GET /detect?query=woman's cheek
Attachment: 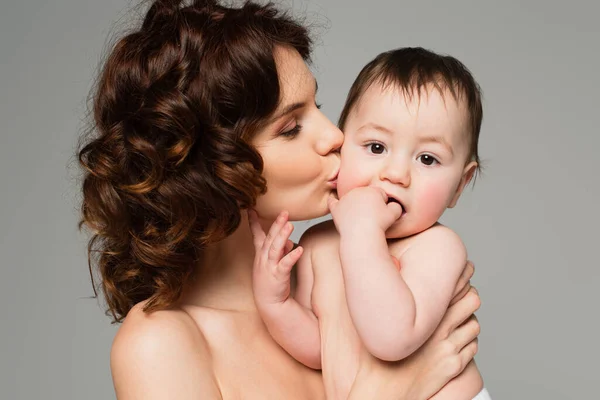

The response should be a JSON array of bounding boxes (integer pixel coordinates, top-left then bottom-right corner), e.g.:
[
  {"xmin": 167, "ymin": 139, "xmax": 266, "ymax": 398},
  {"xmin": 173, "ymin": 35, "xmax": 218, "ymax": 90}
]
[{"xmin": 266, "ymin": 152, "xmax": 320, "ymax": 188}]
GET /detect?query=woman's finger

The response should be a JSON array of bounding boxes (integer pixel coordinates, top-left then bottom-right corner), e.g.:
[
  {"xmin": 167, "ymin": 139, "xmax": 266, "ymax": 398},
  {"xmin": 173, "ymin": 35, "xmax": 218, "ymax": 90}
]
[
  {"xmin": 454, "ymin": 261, "xmax": 474, "ymax": 296},
  {"xmin": 435, "ymin": 287, "xmax": 481, "ymax": 339},
  {"xmin": 450, "ymin": 261, "xmax": 474, "ymax": 304},
  {"xmin": 449, "ymin": 280, "xmax": 471, "ymax": 306},
  {"xmin": 447, "ymin": 315, "xmax": 480, "ymax": 351},
  {"xmin": 458, "ymin": 338, "xmax": 479, "ymax": 372}
]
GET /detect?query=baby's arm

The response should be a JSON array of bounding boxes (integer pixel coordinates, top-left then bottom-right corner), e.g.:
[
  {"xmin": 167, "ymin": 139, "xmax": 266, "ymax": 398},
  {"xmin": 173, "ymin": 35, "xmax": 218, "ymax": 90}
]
[
  {"xmin": 340, "ymin": 224, "xmax": 466, "ymax": 362},
  {"xmin": 249, "ymin": 210, "xmax": 321, "ymax": 369}
]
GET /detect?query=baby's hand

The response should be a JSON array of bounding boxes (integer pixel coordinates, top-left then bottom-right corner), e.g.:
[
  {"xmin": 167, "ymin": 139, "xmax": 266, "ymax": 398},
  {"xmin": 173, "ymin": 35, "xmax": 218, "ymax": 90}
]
[
  {"xmin": 248, "ymin": 210, "xmax": 303, "ymax": 310},
  {"xmin": 328, "ymin": 186, "xmax": 403, "ymax": 234}
]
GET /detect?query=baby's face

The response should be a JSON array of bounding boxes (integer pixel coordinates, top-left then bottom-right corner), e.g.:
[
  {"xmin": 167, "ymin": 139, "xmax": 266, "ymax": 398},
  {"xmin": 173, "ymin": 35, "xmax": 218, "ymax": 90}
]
[{"xmin": 337, "ymin": 82, "xmax": 477, "ymax": 238}]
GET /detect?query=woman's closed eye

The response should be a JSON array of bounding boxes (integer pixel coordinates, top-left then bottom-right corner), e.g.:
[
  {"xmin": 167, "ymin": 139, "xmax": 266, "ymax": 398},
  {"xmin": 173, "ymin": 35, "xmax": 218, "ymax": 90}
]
[
  {"xmin": 280, "ymin": 122, "xmax": 302, "ymax": 139},
  {"xmin": 279, "ymin": 103, "xmax": 321, "ymax": 139}
]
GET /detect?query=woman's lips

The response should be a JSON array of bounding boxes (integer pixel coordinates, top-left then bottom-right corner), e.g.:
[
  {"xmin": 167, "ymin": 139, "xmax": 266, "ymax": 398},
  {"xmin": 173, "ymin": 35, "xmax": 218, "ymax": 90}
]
[{"xmin": 327, "ymin": 169, "xmax": 339, "ymax": 188}]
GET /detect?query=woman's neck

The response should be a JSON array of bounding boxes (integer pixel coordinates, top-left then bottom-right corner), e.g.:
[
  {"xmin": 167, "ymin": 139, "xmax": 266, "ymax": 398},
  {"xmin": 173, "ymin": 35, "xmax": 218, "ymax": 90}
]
[{"xmin": 182, "ymin": 211, "xmax": 270, "ymax": 312}]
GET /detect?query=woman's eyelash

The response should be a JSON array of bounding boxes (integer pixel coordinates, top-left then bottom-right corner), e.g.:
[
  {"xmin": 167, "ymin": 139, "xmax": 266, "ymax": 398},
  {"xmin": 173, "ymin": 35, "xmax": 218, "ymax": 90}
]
[
  {"xmin": 281, "ymin": 124, "xmax": 302, "ymax": 138},
  {"xmin": 279, "ymin": 104, "xmax": 320, "ymax": 139}
]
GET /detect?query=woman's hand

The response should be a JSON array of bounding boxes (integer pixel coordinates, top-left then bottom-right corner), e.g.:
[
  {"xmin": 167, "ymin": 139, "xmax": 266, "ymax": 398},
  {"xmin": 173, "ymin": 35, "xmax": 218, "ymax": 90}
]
[
  {"xmin": 450, "ymin": 260, "xmax": 475, "ymax": 306},
  {"xmin": 348, "ymin": 262, "xmax": 481, "ymax": 400}
]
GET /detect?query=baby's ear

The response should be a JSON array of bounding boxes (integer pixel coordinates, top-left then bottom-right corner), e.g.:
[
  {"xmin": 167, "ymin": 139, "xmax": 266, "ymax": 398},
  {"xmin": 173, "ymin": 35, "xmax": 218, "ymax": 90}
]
[{"xmin": 448, "ymin": 161, "xmax": 477, "ymax": 208}]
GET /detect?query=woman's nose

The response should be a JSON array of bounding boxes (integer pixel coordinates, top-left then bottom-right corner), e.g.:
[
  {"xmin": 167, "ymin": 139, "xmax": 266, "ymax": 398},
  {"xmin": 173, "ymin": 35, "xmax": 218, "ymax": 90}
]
[{"xmin": 316, "ymin": 119, "xmax": 344, "ymax": 156}]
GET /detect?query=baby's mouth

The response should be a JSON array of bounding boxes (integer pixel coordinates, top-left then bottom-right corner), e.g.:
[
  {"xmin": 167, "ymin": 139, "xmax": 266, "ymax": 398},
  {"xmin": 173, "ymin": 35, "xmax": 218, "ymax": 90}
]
[{"xmin": 387, "ymin": 196, "xmax": 406, "ymax": 215}]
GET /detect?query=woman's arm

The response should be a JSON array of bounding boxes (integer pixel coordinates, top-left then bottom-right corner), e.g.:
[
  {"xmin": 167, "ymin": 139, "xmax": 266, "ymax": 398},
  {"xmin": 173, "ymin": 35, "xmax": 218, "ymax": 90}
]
[{"xmin": 111, "ymin": 305, "xmax": 222, "ymax": 400}]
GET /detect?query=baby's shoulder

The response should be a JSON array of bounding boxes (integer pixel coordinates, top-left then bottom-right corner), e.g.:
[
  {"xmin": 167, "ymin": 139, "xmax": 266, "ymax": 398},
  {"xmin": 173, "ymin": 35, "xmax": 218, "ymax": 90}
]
[
  {"xmin": 423, "ymin": 223, "xmax": 464, "ymax": 247},
  {"xmin": 297, "ymin": 219, "xmax": 339, "ymax": 250},
  {"xmin": 416, "ymin": 223, "xmax": 462, "ymax": 243},
  {"xmin": 392, "ymin": 223, "xmax": 465, "ymax": 257}
]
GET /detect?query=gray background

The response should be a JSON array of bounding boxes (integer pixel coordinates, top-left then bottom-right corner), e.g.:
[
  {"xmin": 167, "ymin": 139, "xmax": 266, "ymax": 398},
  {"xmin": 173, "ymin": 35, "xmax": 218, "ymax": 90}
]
[{"xmin": 1, "ymin": 0, "xmax": 598, "ymax": 399}]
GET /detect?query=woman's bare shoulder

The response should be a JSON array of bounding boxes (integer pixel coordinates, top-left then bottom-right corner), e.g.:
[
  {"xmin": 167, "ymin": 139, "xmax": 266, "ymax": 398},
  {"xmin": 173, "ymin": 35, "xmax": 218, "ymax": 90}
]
[
  {"xmin": 112, "ymin": 301, "xmax": 206, "ymax": 355},
  {"xmin": 110, "ymin": 301, "xmax": 222, "ymax": 399}
]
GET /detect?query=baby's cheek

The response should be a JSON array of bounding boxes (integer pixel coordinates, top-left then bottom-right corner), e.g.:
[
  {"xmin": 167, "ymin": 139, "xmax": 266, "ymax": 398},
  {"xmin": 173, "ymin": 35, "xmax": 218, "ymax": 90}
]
[
  {"xmin": 416, "ymin": 184, "xmax": 452, "ymax": 222},
  {"xmin": 337, "ymin": 163, "xmax": 365, "ymax": 197}
]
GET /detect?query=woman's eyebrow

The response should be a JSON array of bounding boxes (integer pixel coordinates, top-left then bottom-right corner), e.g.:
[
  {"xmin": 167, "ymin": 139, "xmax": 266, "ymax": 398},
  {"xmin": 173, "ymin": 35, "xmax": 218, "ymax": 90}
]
[
  {"xmin": 272, "ymin": 102, "xmax": 306, "ymax": 121},
  {"xmin": 271, "ymin": 79, "xmax": 319, "ymax": 121}
]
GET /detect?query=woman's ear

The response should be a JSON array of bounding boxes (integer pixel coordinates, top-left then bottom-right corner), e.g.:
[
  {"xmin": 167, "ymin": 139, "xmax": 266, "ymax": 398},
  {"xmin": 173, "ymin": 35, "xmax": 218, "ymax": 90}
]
[{"xmin": 448, "ymin": 161, "xmax": 477, "ymax": 208}]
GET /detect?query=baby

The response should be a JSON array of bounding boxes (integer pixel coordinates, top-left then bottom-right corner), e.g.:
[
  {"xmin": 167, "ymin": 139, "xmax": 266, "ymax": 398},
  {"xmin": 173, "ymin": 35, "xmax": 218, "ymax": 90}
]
[{"xmin": 252, "ymin": 47, "xmax": 490, "ymax": 400}]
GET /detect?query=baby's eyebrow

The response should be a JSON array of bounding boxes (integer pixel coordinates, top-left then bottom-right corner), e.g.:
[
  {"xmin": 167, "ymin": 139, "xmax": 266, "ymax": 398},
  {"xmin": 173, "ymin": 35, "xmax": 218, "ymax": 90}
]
[
  {"xmin": 419, "ymin": 135, "xmax": 454, "ymax": 156},
  {"xmin": 357, "ymin": 122, "xmax": 394, "ymax": 135}
]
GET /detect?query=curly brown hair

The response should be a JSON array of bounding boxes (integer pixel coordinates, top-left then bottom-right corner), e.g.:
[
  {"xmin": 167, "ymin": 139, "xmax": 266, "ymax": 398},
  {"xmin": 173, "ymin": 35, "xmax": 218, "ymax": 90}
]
[{"xmin": 78, "ymin": 0, "xmax": 312, "ymax": 322}]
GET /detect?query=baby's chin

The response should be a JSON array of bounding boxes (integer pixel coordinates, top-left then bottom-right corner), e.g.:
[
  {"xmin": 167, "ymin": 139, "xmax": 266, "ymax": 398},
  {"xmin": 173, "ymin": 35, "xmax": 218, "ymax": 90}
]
[{"xmin": 385, "ymin": 217, "xmax": 431, "ymax": 240}]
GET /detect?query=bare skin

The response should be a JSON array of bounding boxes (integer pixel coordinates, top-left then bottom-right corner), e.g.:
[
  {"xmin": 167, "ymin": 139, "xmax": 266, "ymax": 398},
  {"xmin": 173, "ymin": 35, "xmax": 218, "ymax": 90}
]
[
  {"xmin": 112, "ymin": 212, "xmax": 480, "ymax": 399},
  {"xmin": 251, "ymin": 213, "xmax": 481, "ymax": 400},
  {"xmin": 111, "ymin": 214, "xmax": 325, "ymax": 399},
  {"xmin": 110, "ymin": 46, "xmax": 481, "ymax": 400}
]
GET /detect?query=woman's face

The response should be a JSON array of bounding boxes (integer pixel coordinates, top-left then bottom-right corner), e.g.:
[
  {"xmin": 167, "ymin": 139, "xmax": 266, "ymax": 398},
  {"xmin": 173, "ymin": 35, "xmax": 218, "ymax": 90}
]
[{"xmin": 251, "ymin": 46, "xmax": 343, "ymax": 222}]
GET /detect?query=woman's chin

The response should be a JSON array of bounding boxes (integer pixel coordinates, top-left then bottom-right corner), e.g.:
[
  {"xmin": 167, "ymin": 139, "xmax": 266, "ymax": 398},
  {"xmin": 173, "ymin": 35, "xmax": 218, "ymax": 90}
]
[{"xmin": 288, "ymin": 203, "xmax": 330, "ymax": 222}]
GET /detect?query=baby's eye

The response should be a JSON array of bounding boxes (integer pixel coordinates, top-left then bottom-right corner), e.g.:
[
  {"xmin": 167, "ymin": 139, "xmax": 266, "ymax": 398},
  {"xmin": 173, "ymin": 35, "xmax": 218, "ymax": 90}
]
[
  {"xmin": 418, "ymin": 154, "xmax": 439, "ymax": 166},
  {"xmin": 367, "ymin": 143, "xmax": 386, "ymax": 154}
]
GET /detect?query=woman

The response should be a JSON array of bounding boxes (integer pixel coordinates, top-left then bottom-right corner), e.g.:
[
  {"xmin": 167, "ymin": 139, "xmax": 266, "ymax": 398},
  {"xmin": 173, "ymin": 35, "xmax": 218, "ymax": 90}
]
[{"xmin": 78, "ymin": 1, "xmax": 481, "ymax": 398}]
